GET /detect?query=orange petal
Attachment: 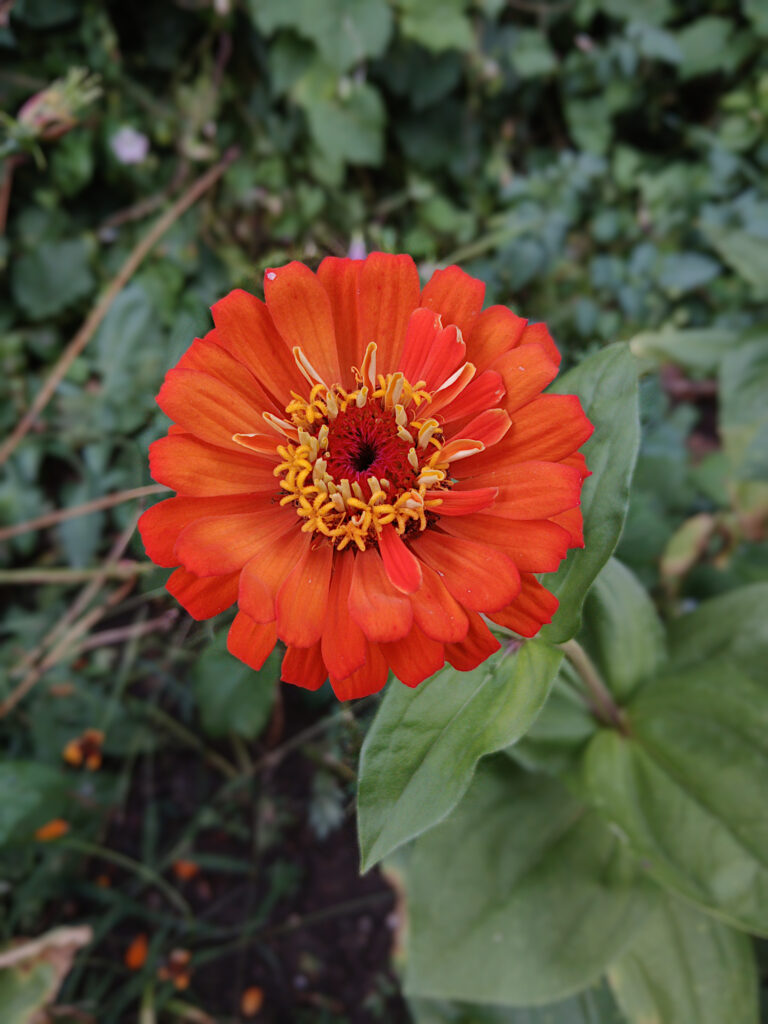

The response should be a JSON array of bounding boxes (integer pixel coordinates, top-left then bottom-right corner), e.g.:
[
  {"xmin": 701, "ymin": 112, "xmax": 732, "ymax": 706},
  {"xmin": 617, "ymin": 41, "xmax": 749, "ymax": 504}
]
[
  {"xmin": 211, "ymin": 288, "xmax": 303, "ymax": 403},
  {"xmin": 457, "ymin": 394, "xmax": 594, "ymax": 473},
  {"xmin": 410, "ymin": 562, "xmax": 469, "ymax": 643},
  {"xmin": 275, "ymin": 541, "xmax": 334, "ymax": 647},
  {"xmin": 348, "ymin": 548, "xmax": 413, "ymax": 642},
  {"xmin": 330, "ymin": 641, "xmax": 389, "ymax": 700},
  {"xmin": 550, "ymin": 506, "xmax": 585, "ymax": 547},
  {"xmin": 561, "ymin": 450, "xmax": 591, "ymax": 479},
  {"xmin": 150, "ymin": 435, "xmax": 279, "ymax": 497},
  {"xmin": 460, "ymin": 461, "xmax": 583, "ymax": 519},
  {"xmin": 139, "ymin": 495, "xmax": 263, "ymax": 567},
  {"xmin": 281, "ymin": 643, "xmax": 327, "ymax": 691},
  {"xmin": 451, "ymin": 408, "xmax": 511, "ymax": 448},
  {"xmin": 317, "ymin": 257, "xmax": 363, "ymax": 387},
  {"xmin": 492, "ymin": 343, "xmax": 559, "ymax": 414},
  {"xmin": 421, "ymin": 265, "xmax": 485, "ymax": 337},
  {"xmin": 378, "ymin": 524, "xmax": 422, "ymax": 594},
  {"xmin": 411, "ymin": 531, "xmax": 520, "ymax": 612},
  {"xmin": 488, "ymin": 574, "xmax": 559, "ymax": 637},
  {"xmin": 425, "ymin": 487, "xmax": 497, "ymax": 516},
  {"xmin": 466, "ymin": 304, "xmax": 527, "ymax": 373},
  {"xmin": 322, "ymin": 554, "xmax": 368, "ymax": 681},
  {"xmin": 175, "ymin": 506, "xmax": 295, "ymax": 577},
  {"xmin": 398, "ymin": 308, "xmax": 442, "ymax": 384},
  {"xmin": 239, "ymin": 529, "xmax": 311, "ymax": 622},
  {"xmin": 381, "ymin": 624, "xmax": 445, "ymax": 688},
  {"xmin": 359, "ymin": 253, "xmax": 421, "ymax": 373},
  {"xmin": 520, "ymin": 321, "xmax": 561, "ymax": 366},
  {"xmin": 263, "ymin": 262, "xmax": 341, "ymax": 386},
  {"xmin": 445, "ymin": 611, "xmax": 501, "ymax": 671},
  {"xmin": 166, "ymin": 568, "xmax": 240, "ymax": 619},
  {"xmin": 438, "ymin": 514, "xmax": 572, "ymax": 573},
  {"xmin": 438, "ymin": 369, "xmax": 505, "ymax": 423},
  {"xmin": 157, "ymin": 369, "xmax": 265, "ymax": 451},
  {"xmin": 405, "ymin": 321, "xmax": 466, "ymax": 392},
  {"xmin": 173, "ymin": 338, "xmax": 280, "ymax": 416},
  {"xmin": 427, "ymin": 362, "xmax": 477, "ymax": 417},
  {"xmin": 227, "ymin": 613, "xmax": 277, "ymax": 671}
]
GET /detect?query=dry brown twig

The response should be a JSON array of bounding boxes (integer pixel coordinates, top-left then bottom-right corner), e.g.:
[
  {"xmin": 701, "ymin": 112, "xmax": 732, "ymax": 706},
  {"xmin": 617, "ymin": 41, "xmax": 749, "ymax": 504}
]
[
  {"xmin": 1, "ymin": 507, "xmax": 149, "ymax": 716},
  {"xmin": 0, "ymin": 483, "xmax": 168, "ymax": 543},
  {"xmin": 0, "ymin": 145, "xmax": 239, "ymax": 468}
]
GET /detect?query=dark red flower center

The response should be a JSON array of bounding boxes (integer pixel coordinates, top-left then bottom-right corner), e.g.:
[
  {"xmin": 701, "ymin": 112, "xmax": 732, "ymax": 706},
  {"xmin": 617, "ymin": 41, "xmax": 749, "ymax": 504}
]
[{"xmin": 324, "ymin": 403, "xmax": 417, "ymax": 493}]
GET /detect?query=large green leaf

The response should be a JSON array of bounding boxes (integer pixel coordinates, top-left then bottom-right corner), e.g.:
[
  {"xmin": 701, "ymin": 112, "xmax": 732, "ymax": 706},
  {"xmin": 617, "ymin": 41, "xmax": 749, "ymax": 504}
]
[
  {"xmin": 582, "ymin": 660, "xmax": 768, "ymax": 934},
  {"xmin": 411, "ymin": 984, "xmax": 624, "ymax": 1024},
  {"xmin": 608, "ymin": 895, "xmax": 758, "ymax": 1024},
  {"xmin": 193, "ymin": 634, "xmax": 278, "ymax": 740},
  {"xmin": 405, "ymin": 760, "xmax": 650, "ymax": 1006},
  {"xmin": 10, "ymin": 238, "xmax": 94, "ymax": 321},
  {"xmin": 248, "ymin": 0, "xmax": 392, "ymax": 70},
  {"xmin": 358, "ymin": 641, "xmax": 562, "ymax": 871},
  {"xmin": 580, "ymin": 558, "xmax": 665, "ymax": 702},
  {"xmin": 396, "ymin": 0, "xmax": 474, "ymax": 53},
  {"xmin": 541, "ymin": 344, "xmax": 640, "ymax": 644},
  {"xmin": 719, "ymin": 336, "xmax": 768, "ymax": 482},
  {"xmin": 628, "ymin": 325, "xmax": 739, "ymax": 376},
  {"xmin": 667, "ymin": 583, "xmax": 768, "ymax": 685},
  {"xmin": 705, "ymin": 229, "xmax": 768, "ymax": 297}
]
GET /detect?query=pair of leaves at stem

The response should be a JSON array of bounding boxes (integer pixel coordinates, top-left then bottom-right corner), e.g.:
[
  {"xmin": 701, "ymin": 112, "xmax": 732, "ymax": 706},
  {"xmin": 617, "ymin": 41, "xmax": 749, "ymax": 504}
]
[
  {"xmin": 401, "ymin": 569, "xmax": 768, "ymax": 1022},
  {"xmin": 357, "ymin": 340, "xmax": 768, "ymax": 1020}
]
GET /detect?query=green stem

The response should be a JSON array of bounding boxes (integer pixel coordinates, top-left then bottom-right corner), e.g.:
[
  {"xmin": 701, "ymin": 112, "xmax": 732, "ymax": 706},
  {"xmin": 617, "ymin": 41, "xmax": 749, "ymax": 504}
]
[
  {"xmin": 559, "ymin": 639, "xmax": 629, "ymax": 733},
  {"xmin": 63, "ymin": 837, "xmax": 191, "ymax": 918},
  {"xmin": 136, "ymin": 701, "xmax": 239, "ymax": 781}
]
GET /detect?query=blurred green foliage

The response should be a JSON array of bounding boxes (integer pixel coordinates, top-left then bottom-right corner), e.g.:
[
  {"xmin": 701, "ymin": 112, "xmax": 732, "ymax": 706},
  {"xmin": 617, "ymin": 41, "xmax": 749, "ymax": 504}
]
[{"xmin": 1, "ymin": 0, "xmax": 768, "ymax": 1020}]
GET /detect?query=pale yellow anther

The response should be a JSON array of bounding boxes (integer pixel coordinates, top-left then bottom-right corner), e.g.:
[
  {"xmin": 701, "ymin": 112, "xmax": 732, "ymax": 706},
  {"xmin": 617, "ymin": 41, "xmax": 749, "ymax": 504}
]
[
  {"xmin": 351, "ymin": 481, "xmax": 365, "ymax": 501},
  {"xmin": 397, "ymin": 425, "xmax": 415, "ymax": 444},
  {"xmin": 325, "ymin": 389, "xmax": 338, "ymax": 419},
  {"xmin": 330, "ymin": 493, "xmax": 346, "ymax": 513},
  {"xmin": 407, "ymin": 447, "xmax": 419, "ymax": 471},
  {"xmin": 418, "ymin": 419, "xmax": 441, "ymax": 448},
  {"xmin": 395, "ymin": 404, "xmax": 408, "ymax": 428},
  {"xmin": 293, "ymin": 346, "xmax": 328, "ymax": 388},
  {"xmin": 262, "ymin": 413, "xmax": 298, "ymax": 439},
  {"xmin": 436, "ymin": 362, "xmax": 469, "ymax": 392},
  {"xmin": 379, "ymin": 478, "xmax": 390, "ymax": 490},
  {"xmin": 318, "ymin": 424, "xmax": 329, "ymax": 448},
  {"xmin": 339, "ymin": 479, "xmax": 352, "ymax": 503},
  {"xmin": 356, "ymin": 386, "xmax": 369, "ymax": 408},
  {"xmin": 361, "ymin": 342, "xmax": 377, "ymax": 389}
]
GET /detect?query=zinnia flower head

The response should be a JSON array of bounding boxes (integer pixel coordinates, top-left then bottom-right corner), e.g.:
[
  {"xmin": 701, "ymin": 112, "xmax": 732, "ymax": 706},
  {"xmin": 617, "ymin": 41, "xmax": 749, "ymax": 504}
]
[{"xmin": 140, "ymin": 255, "xmax": 592, "ymax": 700}]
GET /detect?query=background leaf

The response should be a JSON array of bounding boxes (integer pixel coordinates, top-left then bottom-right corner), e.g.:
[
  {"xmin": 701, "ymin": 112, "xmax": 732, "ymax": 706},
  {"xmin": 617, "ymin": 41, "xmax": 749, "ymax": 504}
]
[
  {"xmin": 608, "ymin": 895, "xmax": 758, "ymax": 1024},
  {"xmin": 358, "ymin": 641, "xmax": 562, "ymax": 870},
  {"xmin": 410, "ymin": 984, "xmax": 624, "ymax": 1024},
  {"xmin": 579, "ymin": 558, "xmax": 666, "ymax": 702},
  {"xmin": 192, "ymin": 633, "xmax": 278, "ymax": 740},
  {"xmin": 405, "ymin": 759, "xmax": 650, "ymax": 1006},
  {"xmin": 541, "ymin": 344, "xmax": 641, "ymax": 644},
  {"xmin": 582, "ymin": 660, "xmax": 768, "ymax": 934},
  {"xmin": 667, "ymin": 582, "xmax": 768, "ymax": 685}
]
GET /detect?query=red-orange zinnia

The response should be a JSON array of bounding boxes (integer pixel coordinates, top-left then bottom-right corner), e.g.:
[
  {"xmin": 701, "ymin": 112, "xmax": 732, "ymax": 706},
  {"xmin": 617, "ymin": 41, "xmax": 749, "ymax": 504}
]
[{"xmin": 140, "ymin": 255, "xmax": 592, "ymax": 699}]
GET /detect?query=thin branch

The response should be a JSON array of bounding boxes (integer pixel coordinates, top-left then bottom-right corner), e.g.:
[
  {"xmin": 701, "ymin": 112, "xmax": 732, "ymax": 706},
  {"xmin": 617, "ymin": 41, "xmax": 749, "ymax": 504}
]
[
  {"xmin": 0, "ymin": 146, "xmax": 239, "ymax": 467},
  {"xmin": 0, "ymin": 563, "xmax": 156, "ymax": 584},
  {"xmin": 9, "ymin": 513, "xmax": 145, "ymax": 679},
  {"xmin": 0, "ymin": 484, "xmax": 167, "ymax": 542},
  {"xmin": 75, "ymin": 610, "xmax": 178, "ymax": 653}
]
